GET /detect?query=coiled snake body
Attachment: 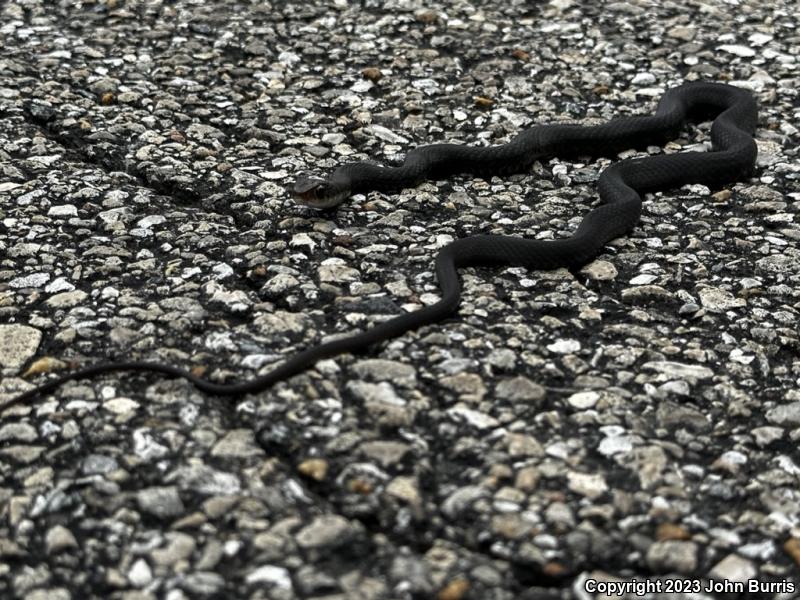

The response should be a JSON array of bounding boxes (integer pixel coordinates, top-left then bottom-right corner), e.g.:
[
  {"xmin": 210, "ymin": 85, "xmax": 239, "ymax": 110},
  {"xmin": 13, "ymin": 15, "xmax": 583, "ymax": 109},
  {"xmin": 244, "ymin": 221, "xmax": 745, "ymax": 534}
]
[{"xmin": 9, "ymin": 82, "xmax": 758, "ymax": 406}]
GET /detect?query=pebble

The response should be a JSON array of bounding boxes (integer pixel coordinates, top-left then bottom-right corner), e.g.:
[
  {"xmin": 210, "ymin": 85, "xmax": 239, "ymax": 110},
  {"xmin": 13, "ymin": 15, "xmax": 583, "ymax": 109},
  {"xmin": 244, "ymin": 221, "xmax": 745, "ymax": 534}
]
[
  {"xmin": 507, "ymin": 433, "xmax": 544, "ymax": 457},
  {"xmin": 667, "ymin": 26, "xmax": 696, "ymax": 41},
  {"xmin": 717, "ymin": 44, "xmax": 757, "ymax": 57},
  {"xmin": 151, "ymin": 533, "xmax": 196, "ymax": 567},
  {"xmin": 567, "ymin": 472, "xmax": 608, "ymax": 499},
  {"xmin": 494, "ymin": 376, "xmax": 545, "ymax": 402},
  {"xmin": 0, "ymin": 422, "xmax": 38, "ymax": 442},
  {"xmin": 103, "ymin": 397, "xmax": 140, "ymax": 415},
  {"xmin": 598, "ymin": 435, "xmax": 634, "ymax": 457},
  {"xmin": 756, "ymin": 253, "xmax": 798, "ymax": 274},
  {"xmin": 442, "ymin": 486, "xmax": 487, "ymax": 518},
  {"xmin": 359, "ymin": 440, "xmax": 411, "ymax": 467},
  {"xmin": 128, "ymin": 558, "xmax": 153, "ymax": 587},
  {"xmin": 447, "ymin": 406, "xmax": 499, "ymax": 430},
  {"xmin": 631, "ymin": 72, "xmax": 656, "ymax": 85},
  {"xmin": 44, "ymin": 290, "xmax": 88, "ymax": 308},
  {"xmin": 347, "ymin": 380, "xmax": 405, "ymax": 405},
  {"xmin": 566, "ymin": 390, "xmax": 599, "ymax": 409},
  {"xmin": 646, "ymin": 540, "xmax": 698, "ymax": 573},
  {"xmin": 641, "ymin": 361, "xmax": 713, "ymax": 380},
  {"xmin": 386, "ymin": 476, "xmax": 421, "ymax": 507},
  {"xmin": 709, "ymin": 553, "xmax": 757, "ymax": 582},
  {"xmin": 46, "ymin": 204, "xmax": 78, "ymax": 217},
  {"xmin": 137, "ymin": 486, "xmax": 185, "ymax": 519},
  {"xmin": 546, "ymin": 339, "xmax": 581, "ymax": 354},
  {"xmin": 751, "ymin": 426, "xmax": 783, "ymax": 447},
  {"xmin": 181, "ymin": 572, "xmax": 225, "ymax": 595},
  {"xmin": 45, "ymin": 525, "xmax": 78, "ymax": 554},
  {"xmin": 697, "ymin": 286, "xmax": 746, "ymax": 311},
  {"xmin": 210, "ymin": 429, "xmax": 264, "ymax": 458},
  {"xmin": 0, "ymin": 325, "xmax": 42, "ymax": 370},
  {"xmin": 245, "ymin": 565, "xmax": 293, "ymax": 588},
  {"xmin": 296, "ymin": 515, "xmax": 358, "ymax": 550},
  {"xmin": 297, "ymin": 458, "xmax": 329, "ymax": 482},
  {"xmin": 81, "ymin": 454, "xmax": 118, "ymax": 475},
  {"xmin": 765, "ymin": 402, "xmax": 800, "ymax": 426},
  {"xmin": 351, "ymin": 359, "xmax": 417, "ymax": 388},
  {"xmin": 318, "ymin": 258, "xmax": 360, "ymax": 283},
  {"xmin": 166, "ymin": 464, "xmax": 241, "ymax": 495}
]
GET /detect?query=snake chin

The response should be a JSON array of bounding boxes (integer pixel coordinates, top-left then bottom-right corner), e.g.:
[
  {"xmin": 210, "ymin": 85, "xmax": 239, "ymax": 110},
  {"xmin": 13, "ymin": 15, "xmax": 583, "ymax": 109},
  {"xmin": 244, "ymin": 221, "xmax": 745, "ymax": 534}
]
[{"xmin": 291, "ymin": 176, "xmax": 350, "ymax": 209}]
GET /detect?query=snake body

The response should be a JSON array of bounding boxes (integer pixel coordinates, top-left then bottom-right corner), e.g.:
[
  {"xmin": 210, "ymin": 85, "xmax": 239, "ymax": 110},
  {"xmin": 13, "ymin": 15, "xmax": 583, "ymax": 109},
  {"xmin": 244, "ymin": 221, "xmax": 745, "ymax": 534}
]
[{"xmin": 9, "ymin": 82, "xmax": 757, "ymax": 407}]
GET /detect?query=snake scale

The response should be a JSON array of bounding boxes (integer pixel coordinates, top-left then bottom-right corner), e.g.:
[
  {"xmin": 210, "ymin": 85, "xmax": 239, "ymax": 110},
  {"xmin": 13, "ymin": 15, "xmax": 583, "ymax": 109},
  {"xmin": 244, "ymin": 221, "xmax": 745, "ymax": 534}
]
[{"xmin": 7, "ymin": 82, "xmax": 757, "ymax": 407}]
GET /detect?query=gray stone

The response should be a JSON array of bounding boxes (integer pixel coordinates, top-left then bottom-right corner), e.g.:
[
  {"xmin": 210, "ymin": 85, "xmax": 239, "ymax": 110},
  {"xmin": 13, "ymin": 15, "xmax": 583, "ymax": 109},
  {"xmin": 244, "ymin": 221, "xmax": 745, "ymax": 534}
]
[
  {"xmin": 752, "ymin": 426, "xmax": 784, "ymax": 446},
  {"xmin": 347, "ymin": 380, "xmax": 405, "ymax": 405},
  {"xmin": 646, "ymin": 540, "xmax": 698, "ymax": 574},
  {"xmin": 756, "ymin": 252, "xmax": 799, "ymax": 274},
  {"xmin": 766, "ymin": 402, "xmax": 800, "ymax": 426},
  {"xmin": 352, "ymin": 359, "xmax": 417, "ymax": 388},
  {"xmin": 389, "ymin": 553, "xmax": 433, "ymax": 594},
  {"xmin": 44, "ymin": 290, "xmax": 88, "ymax": 308},
  {"xmin": 180, "ymin": 572, "xmax": 226, "ymax": 596},
  {"xmin": 166, "ymin": 464, "xmax": 241, "ymax": 495},
  {"xmin": 0, "ymin": 423, "xmax": 37, "ymax": 442},
  {"xmin": 296, "ymin": 515, "xmax": 358, "ymax": 550},
  {"xmin": 709, "ymin": 553, "xmax": 757, "ymax": 583},
  {"xmin": 253, "ymin": 310, "xmax": 311, "ymax": 336},
  {"xmin": 0, "ymin": 325, "xmax": 42, "ymax": 370},
  {"xmin": 45, "ymin": 525, "xmax": 78, "ymax": 554},
  {"xmin": 697, "ymin": 286, "xmax": 746, "ymax": 312},
  {"xmin": 150, "ymin": 532, "xmax": 196, "ymax": 566},
  {"xmin": 81, "ymin": 454, "xmax": 118, "ymax": 475},
  {"xmin": 442, "ymin": 486, "xmax": 488, "ymax": 518},
  {"xmin": 136, "ymin": 486, "xmax": 185, "ymax": 519},
  {"xmin": 447, "ymin": 406, "xmax": 499, "ymax": 430},
  {"xmin": 24, "ymin": 590, "xmax": 70, "ymax": 600},
  {"xmin": 210, "ymin": 429, "xmax": 264, "ymax": 458},
  {"xmin": 581, "ymin": 260, "xmax": 618, "ymax": 281},
  {"xmin": 495, "ymin": 376, "xmax": 546, "ymax": 402},
  {"xmin": 358, "ymin": 440, "xmax": 411, "ymax": 467},
  {"xmin": 318, "ymin": 258, "xmax": 360, "ymax": 283}
]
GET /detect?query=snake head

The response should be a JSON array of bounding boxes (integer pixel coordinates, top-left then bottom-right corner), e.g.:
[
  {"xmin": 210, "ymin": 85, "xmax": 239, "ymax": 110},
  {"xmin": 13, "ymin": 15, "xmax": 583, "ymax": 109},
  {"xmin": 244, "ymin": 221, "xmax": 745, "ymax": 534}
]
[{"xmin": 291, "ymin": 175, "xmax": 349, "ymax": 209}]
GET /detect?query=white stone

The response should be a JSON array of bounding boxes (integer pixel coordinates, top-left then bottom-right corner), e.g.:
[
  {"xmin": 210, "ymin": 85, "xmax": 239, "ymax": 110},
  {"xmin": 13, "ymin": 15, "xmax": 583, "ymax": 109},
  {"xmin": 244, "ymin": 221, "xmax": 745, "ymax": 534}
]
[
  {"xmin": 47, "ymin": 204, "xmax": 78, "ymax": 217},
  {"xmin": 447, "ymin": 406, "xmax": 499, "ymax": 430},
  {"xmin": 718, "ymin": 44, "xmax": 756, "ymax": 57},
  {"xmin": 137, "ymin": 215, "xmax": 166, "ymax": 228},
  {"xmin": 567, "ymin": 391, "xmax": 599, "ymax": 409},
  {"xmin": 632, "ymin": 72, "xmax": 656, "ymax": 85},
  {"xmin": 128, "ymin": 559, "xmax": 153, "ymax": 587},
  {"xmin": 103, "ymin": 397, "xmax": 140, "ymax": 415},
  {"xmin": 9, "ymin": 272, "xmax": 50, "ymax": 288},
  {"xmin": 245, "ymin": 565, "xmax": 292, "ymax": 588},
  {"xmin": 641, "ymin": 361, "xmax": 713, "ymax": 380},
  {"xmin": 546, "ymin": 339, "xmax": 581, "ymax": 354},
  {"xmin": 709, "ymin": 553, "xmax": 756, "ymax": 583},
  {"xmin": 567, "ymin": 472, "xmax": 607, "ymax": 499}
]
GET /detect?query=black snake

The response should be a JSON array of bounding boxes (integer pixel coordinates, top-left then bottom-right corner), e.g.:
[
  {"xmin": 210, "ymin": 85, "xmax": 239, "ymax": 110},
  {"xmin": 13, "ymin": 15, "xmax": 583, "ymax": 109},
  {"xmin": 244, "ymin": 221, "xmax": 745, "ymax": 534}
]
[{"xmin": 7, "ymin": 82, "xmax": 758, "ymax": 408}]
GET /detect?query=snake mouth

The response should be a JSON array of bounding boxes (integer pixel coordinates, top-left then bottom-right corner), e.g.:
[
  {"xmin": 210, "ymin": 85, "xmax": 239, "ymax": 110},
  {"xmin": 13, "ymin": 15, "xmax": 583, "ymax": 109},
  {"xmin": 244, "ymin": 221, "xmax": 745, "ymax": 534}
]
[{"xmin": 291, "ymin": 175, "xmax": 349, "ymax": 209}]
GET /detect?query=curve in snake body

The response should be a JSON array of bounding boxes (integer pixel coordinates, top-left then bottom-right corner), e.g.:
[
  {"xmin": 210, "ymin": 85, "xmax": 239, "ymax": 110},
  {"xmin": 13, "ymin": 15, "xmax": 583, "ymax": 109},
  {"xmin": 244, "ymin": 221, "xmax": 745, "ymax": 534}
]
[{"xmin": 8, "ymin": 82, "xmax": 757, "ymax": 408}]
